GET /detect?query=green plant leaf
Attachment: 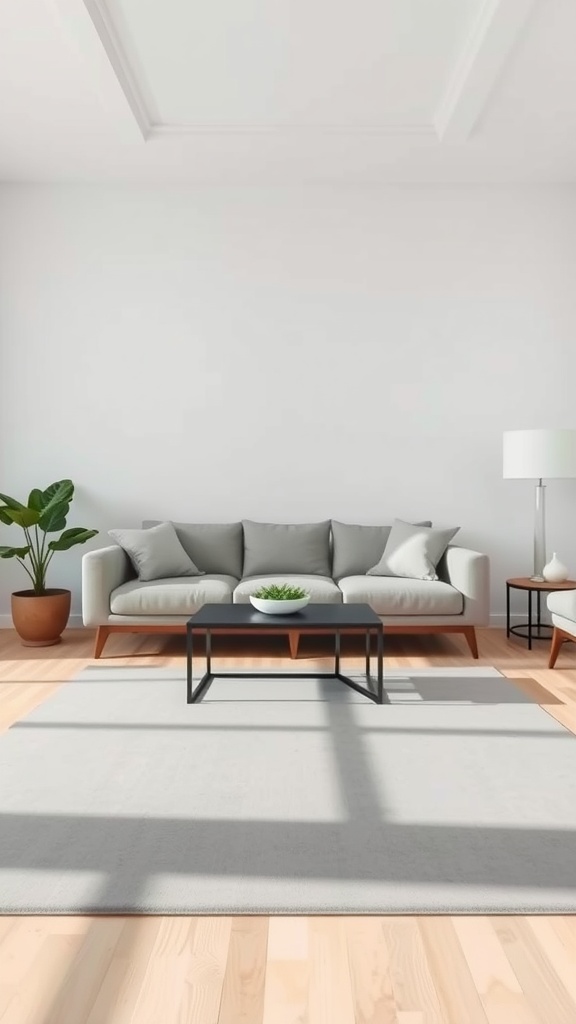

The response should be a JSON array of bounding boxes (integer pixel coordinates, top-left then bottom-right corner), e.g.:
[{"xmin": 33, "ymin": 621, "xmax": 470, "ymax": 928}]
[
  {"xmin": 0, "ymin": 545, "xmax": 30, "ymax": 559},
  {"xmin": 1, "ymin": 507, "xmax": 40, "ymax": 528},
  {"xmin": 27, "ymin": 488, "xmax": 45, "ymax": 512},
  {"xmin": 40, "ymin": 480, "xmax": 74, "ymax": 513},
  {"xmin": 39, "ymin": 501, "xmax": 70, "ymax": 533},
  {"xmin": 0, "ymin": 492, "xmax": 26, "ymax": 511},
  {"xmin": 0, "ymin": 508, "xmax": 13, "ymax": 525},
  {"xmin": 253, "ymin": 583, "xmax": 309, "ymax": 600},
  {"xmin": 48, "ymin": 528, "xmax": 98, "ymax": 551}
]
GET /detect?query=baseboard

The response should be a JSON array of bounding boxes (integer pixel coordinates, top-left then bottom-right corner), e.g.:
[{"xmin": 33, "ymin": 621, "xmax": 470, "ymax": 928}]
[
  {"xmin": 489, "ymin": 613, "xmax": 552, "ymax": 628},
  {"xmin": 0, "ymin": 613, "xmax": 85, "ymax": 629}
]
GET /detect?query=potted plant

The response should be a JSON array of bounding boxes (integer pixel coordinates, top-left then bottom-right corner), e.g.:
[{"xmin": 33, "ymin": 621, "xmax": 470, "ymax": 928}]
[
  {"xmin": 250, "ymin": 582, "xmax": 310, "ymax": 615},
  {"xmin": 0, "ymin": 479, "xmax": 98, "ymax": 646}
]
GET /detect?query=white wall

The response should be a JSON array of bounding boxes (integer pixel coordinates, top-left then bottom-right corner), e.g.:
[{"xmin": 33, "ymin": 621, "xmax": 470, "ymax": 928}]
[{"xmin": 1, "ymin": 184, "xmax": 576, "ymax": 623}]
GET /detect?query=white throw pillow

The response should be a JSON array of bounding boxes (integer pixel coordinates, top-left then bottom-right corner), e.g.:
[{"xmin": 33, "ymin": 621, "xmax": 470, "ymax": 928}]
[
  {"xmin": 367, "ymin": 519, "xmax": 459, "ymax": 581},
  {"xmin": 109, "ymin": 522, "xmax": 204, "ymax": 582}
]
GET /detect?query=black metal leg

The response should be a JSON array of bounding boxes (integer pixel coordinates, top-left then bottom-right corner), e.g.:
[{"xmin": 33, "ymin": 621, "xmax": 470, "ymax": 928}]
[
  {"xmin": 528, "ymin": 589, "xmax": 532, "ymax": 650},
  {"xmin": 186, "ymin": 621, "xmax": 387, "ymax": 705},
  {"xmin": 377, "ymin": 626, "xmax": 385, "ymax": 704},
  {"xmin": 537, "ymin": 590, "xmax": 542, "ymax": 631},
  {"xmin": 506, "ymin": 584, "xmax": 510, "ymax": 638},
  {"xmin": 186, "ymin": 627, "xmax": 193, "ymax": 704}
]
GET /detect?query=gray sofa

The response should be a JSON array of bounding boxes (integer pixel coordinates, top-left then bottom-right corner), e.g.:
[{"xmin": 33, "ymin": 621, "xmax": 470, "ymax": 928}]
[{"xmin": 82, "ymin": 519, "xmax": 489, "ymax": 659}]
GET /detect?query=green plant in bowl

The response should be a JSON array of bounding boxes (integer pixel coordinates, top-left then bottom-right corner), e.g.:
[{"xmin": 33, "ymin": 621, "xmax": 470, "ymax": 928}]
[
  {"xmin": 250, "ymin": 582, "xmax": 310, "ymax": 615},
  {"xmin": 253, "ymin": 583, "xmax": 309, "ymax": 600}
]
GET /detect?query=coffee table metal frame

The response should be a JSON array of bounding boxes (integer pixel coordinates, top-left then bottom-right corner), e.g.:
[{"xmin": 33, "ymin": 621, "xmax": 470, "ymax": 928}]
[{"xmin": 186, "ymin": 603, "xmax": 387, "ymax": 705}]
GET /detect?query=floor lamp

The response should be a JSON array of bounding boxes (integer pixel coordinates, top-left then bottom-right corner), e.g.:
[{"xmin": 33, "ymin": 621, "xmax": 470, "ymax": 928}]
[{"xmin": 503, "ymin": 429, "xmax": 576, "ymax": 581}]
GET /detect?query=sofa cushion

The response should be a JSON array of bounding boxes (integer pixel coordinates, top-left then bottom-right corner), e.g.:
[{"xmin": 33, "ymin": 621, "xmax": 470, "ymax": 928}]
[
  {"xmin": 110, "ymin": 574, "xmax": 237, "ymax": 616},
  {"xmin": 109, "ymin": 522, "xmax": 203, "ymax": 582},
  {"xmin": 331, "ymin": 520, "xmax": 432, "ymax": 579},
  {"xmin": 234, "ymin": 575, "xmax": 342, "ymax": 604},
  {"xmin": 143, "ymin": 521, "xmax": 243, "ymax": 578},
  {"xmin": 242, "ymin": 520, "xmax": 331, "ymax": 577},
  {"xmin": 338, "ymin": 575, "xmax": 463, "ymax": 615},
  {"xmin": 367, "ymin": 520, "xmax": 459, "ymax": 581}
]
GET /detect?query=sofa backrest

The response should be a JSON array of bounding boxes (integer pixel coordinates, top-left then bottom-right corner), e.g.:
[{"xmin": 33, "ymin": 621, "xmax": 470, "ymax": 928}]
[
  {"xmin": 242, "ymin": 520, "xmax": 332, "ymax": 577},
  {"xmin": 142, "ymin": 521, "xmax": 243, "ymax": 578},
  {"xmin": 142, "ymin": 518, "xmax": 434, "ymax": 581}
]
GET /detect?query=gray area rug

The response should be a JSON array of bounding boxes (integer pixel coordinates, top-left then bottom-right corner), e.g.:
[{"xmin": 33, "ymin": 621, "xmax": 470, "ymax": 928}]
[{"xmin": 1, "ymin": 665, "xmax": 576, "ymax": 914}]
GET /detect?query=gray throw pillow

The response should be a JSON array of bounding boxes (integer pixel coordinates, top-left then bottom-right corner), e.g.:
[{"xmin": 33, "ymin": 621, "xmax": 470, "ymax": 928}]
[
  {"xmin": 143, "ymin": 521, "xmax": 243, "ymax": 578},
  {"xmin": 331, "ymin": 520, "xmax": 432, "ymax": 579},
  {"xmin": 109, "ymin": 522, "xmax": 204, "ymax": 582},
  {"xmin": 242, "ymin": 520, "xmax": 331, "ymax": 577},
  {"xmin": 367, "ymin": 519, "xmax": 459, "ymax": 581}
]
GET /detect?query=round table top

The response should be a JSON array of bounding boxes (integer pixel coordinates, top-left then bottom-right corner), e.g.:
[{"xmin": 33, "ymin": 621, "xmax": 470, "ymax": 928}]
[{"xmin": 506, "ymin": 577, "xmax": 576, "ymax": 591}]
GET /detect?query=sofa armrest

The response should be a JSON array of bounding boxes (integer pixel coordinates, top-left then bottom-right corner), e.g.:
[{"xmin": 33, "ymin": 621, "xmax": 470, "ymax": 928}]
[
  {"xmin": 437, "ymin": 545, "xmax": 490, "ymax": 625},
  {"xmin": 547, "ymin": 589, "xmax": 576, "ymax": 623},
  {"xmin": 82, "ymin": 545, "xmax": 132, "ymax": 626}
]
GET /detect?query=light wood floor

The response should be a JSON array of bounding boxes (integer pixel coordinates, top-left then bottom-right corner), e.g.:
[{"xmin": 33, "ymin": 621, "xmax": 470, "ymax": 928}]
[{"xmin": 1, "ymin": 625, "xmax": 576, "ymax": 1024}]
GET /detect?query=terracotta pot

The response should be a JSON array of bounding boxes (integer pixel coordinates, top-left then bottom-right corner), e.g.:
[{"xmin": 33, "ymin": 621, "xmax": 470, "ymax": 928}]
[{"xmin": 11, "ymin": 589, "xmax": 71, "ymax": 647}]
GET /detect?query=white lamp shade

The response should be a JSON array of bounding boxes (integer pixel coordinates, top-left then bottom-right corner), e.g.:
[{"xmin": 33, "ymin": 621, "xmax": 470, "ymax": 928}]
[{"xmin": 503, "ymin": 429, "xmax": 576, "ymax": 479}]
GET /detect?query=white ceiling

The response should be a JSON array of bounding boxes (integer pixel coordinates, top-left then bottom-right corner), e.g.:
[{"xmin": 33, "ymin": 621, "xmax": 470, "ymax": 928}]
[{"xmin": 1, "ymin": 0, "xmax": 576, "ymax": 183}]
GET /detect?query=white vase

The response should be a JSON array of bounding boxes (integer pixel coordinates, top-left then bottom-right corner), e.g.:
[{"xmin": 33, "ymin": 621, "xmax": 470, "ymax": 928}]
[{"xmin": 542, "ymin": 553, "xmax": 569, "ymax": 583}]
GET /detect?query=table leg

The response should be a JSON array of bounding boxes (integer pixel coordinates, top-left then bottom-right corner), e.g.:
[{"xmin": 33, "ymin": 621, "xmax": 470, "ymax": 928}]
[
  {"xmin": 365, "ymin": 629, "xmax": 371, "ymax": 677},
  {"xmin": 528, "ymin": 589, "xmax": 532, "ymax": 651},
  {"xmin": 377, "ymin": 626, "xmax": 385, "ymax": 704},
  {"xmin": 186, "ymin": 627, "xmax": 193, "ymax": 704},
  {"xmin": 206, "ymin": 629, "xmax": 212, "ymax": 675},
  {"xmin": 537, "ymin": 590, "xmax": 542, "ymax": 634},
  {"xmin": 335, "ymin": 629, "xmax": 340, "ymax": 676},
  {"xmin": 506, "ymin": 584, "xmax": 510, "ymax": 638}
]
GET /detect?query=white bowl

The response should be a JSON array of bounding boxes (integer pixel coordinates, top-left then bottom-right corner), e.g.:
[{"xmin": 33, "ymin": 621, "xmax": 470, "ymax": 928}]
[{"xmin": 250, "ymin": 595, "xmax": 310, "ymax": 615}]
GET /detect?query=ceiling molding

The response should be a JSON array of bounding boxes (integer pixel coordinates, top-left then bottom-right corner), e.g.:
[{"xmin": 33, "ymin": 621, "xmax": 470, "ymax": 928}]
[
  {"xmin": 83, "ymin": 0, "xmax": 152, "ymax": 138},
  {"xmin": 148, "ymin": 123, "xmax": 437, "ymax": 138},
  {"xmin": 434, "ymin": 0, "xmax": 538, "ymax": 143}
]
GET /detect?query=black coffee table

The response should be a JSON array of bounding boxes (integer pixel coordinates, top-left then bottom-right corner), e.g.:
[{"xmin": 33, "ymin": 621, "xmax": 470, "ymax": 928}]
[{"xmin": 186, "ymin": 603, "xmax": 386, "ymax": 704}]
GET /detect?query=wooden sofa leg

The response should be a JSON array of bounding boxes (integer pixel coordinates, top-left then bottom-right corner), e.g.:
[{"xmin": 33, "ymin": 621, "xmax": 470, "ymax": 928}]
[
  {"xmin": 94, "ymin": 626, "xmax": 111, "ymax": 659},
  {"xmin": 548, "ymin": 626, "xmax": 565, "ymax": 669},
  {"xmin": 463, "ymin": 626, "xmax": 479, "ymax": 659},
  {"xmin": 288, "ymin": 631, "xmax": 299, "ymax": 659}
]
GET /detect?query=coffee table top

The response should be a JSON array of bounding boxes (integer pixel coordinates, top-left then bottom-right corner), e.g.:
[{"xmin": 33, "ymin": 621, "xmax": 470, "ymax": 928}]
[{"xmin": 188, "ymin": 603, "xmax": 382, "ymax": 629}]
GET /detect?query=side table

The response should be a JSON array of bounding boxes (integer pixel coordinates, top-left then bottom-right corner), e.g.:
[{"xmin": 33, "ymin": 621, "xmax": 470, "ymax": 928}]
[{"xmin": 506, "ymin": 577, "xmax": 576, "ymax": 650}]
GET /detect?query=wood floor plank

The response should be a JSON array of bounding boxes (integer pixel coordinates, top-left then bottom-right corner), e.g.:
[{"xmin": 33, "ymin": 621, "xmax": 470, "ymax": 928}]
[
  {"xmin": 345, "ymin": 916, "xmax": 398, "ymax": 1024},
  {"xmin": 186, "ymin": 917, "xmax": 232, "ymax": 1024},
  {"xmin": 218, "ymin": 916, "xmax": 268, "ymax": 1024},
  {"xmin": 418, "ymin": 918, "xmax": 489, "ymax": 1024},
  {"xmin": 493, "ymin": 917, "xmax": 576, "ymax": 1024},
  {"xmin": 127, "ymin": 917, "xmax": 199, "ymax": 1024},
  {"xmin": 525, "ymin": 917, "xmax": 576, "ymax": 1011},
  {"xmin": 84, "ymin": 918, "xmax": 163, "ymax": 1024},
  {"xmin": 380, "ymin": 918, "xmax": 444, "ymax": 1023},
  {"xmin": 0, "ymin": 932, "xmax": 87, "ymax": 1024},
  {"xmin": 41, "ymin": 917, "xmax": 126, "ymax": 1024},
  {"xmin": 452, "ymin": 916, "xmax": 541, "ymax": 1024},
  {"xmin": 307, "ymin": 917, "xmax": 356, "ymax": 1024},
  {"xmin": 262, "ymin": 917, "xmax": 310, "ymax": 1024}
]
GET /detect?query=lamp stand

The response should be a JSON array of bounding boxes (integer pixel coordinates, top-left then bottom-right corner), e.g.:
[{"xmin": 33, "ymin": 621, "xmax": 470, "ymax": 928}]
[{"xmin": 531, "ymin": 479, "xmax": 546, "ymax": 581}]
